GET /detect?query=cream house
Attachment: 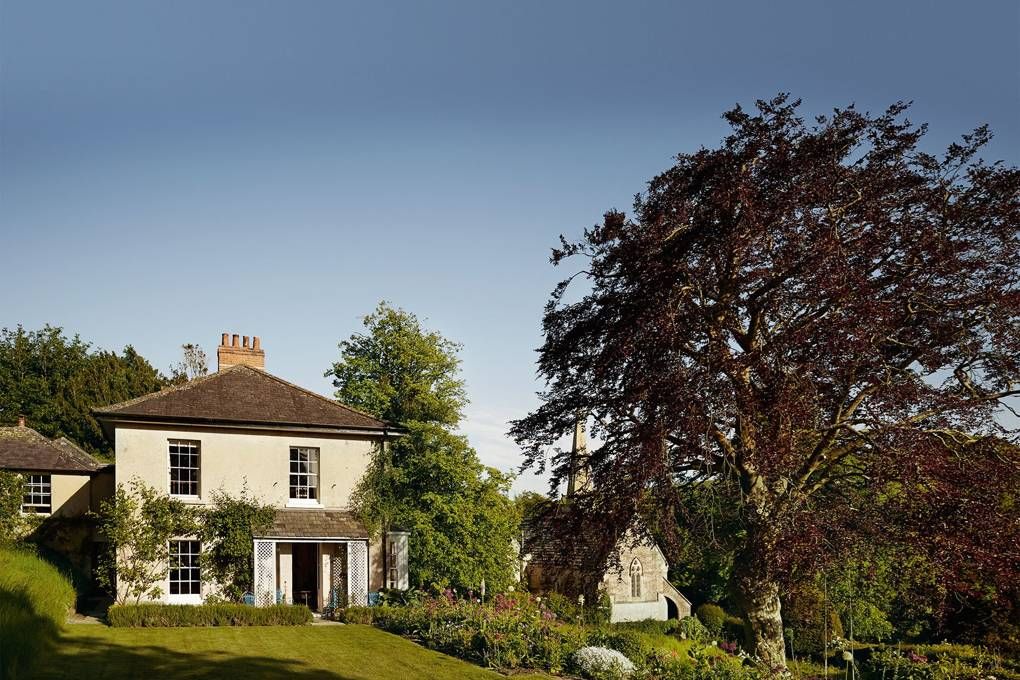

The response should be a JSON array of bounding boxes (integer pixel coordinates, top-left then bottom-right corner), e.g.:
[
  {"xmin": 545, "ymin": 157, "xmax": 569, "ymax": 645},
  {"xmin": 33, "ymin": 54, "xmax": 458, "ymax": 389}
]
[{"xmin": 94, "ymin": 333, "xmax": 407, "ymax": 609}]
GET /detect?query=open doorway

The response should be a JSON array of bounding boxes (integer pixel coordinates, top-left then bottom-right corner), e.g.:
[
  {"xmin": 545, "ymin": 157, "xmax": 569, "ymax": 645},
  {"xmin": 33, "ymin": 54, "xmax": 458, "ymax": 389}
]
[
  {"xmin": 292, "ymin": 543, "xmax": 318, "ymax": 610},
  {"xmin": 665, "ymin": 596, "xmax": 680, "ymax": 620}
]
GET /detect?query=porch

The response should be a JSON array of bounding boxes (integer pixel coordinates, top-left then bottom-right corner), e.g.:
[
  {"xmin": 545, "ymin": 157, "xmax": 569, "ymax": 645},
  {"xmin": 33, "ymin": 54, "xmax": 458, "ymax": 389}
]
[
  {"xmin": 252, "ymin": 509, "xmax": 376, "ymax": 610},
  {"xmin": 253, "ymin": 538, "xmax": 369, "ymax": 610}
]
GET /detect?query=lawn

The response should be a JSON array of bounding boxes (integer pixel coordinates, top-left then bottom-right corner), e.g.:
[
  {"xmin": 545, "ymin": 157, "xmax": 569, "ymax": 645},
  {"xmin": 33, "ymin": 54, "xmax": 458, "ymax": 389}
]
[{"xmin": 33, "ymin": 624, "xmax": 551, "ymax": 680}]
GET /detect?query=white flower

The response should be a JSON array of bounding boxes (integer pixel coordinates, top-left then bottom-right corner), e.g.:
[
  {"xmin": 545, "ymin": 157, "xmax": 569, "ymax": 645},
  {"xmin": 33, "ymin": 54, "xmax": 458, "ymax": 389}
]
[{"xmin": 572, "ymin": 646, "xmax": 636, "ymax": 679}]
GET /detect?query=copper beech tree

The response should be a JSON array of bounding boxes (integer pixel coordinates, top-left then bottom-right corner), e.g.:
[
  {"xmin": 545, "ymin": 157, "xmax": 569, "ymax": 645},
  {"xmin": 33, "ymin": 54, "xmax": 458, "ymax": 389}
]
[{"xmin": 511, "ymin": 96, "xmax": 1019, "ymax": 670}]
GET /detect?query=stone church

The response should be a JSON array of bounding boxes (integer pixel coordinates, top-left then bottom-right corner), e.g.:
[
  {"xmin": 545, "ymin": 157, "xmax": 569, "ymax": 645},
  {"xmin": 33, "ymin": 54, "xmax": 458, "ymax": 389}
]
[{"xmin": 521, "ymin": 422, "xmax": 691, "ymax": 622}]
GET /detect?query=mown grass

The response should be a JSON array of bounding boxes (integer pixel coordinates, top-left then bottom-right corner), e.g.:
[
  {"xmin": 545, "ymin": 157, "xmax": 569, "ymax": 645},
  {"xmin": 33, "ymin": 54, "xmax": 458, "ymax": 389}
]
[
  {"xmin": 0, "ymin": 547, "xmax": 77, "ymax": 680},
  {"xmin": 34, "ymin": 624, "xmax": 553, "ymax": 680}
]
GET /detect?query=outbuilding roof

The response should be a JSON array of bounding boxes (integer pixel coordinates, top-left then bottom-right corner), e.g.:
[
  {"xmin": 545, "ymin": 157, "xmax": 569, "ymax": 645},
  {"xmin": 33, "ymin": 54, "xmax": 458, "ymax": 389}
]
[
  {"xmin": 0, "ymin": 426, "xmax": 106, "ymax": 474},
  {"xmin": 94, "ymin": 365, "xmax": 392, "ymax": 433}
]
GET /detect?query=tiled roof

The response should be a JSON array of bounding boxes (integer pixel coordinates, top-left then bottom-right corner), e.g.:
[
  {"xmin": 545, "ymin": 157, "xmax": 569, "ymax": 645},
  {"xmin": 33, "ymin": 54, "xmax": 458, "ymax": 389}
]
[
  {"xmin": 0, "ymin": 426, "xmax": 105, "ymax": 473},
  {"xmin": 94, "ymin": 365, "xmax": 390, "ymax": 431},
  {"xmin": 258, "ymin": 509, "xmax": 369, "ymax": 539}
]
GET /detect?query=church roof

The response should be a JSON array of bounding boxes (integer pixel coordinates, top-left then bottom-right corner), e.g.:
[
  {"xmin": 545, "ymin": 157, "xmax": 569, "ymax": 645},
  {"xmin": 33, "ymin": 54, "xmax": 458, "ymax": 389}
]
[{"xmin": 94, "ymin": 365, "xmax": 392, "ymax": 433}]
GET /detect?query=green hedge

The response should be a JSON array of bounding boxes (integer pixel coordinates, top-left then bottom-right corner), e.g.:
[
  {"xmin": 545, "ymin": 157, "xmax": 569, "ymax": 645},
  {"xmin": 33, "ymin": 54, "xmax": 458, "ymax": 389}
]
[
  {"xmin": 108, "ymin": 603, "xmax": 312, "ymax": 627},
  {"xmin": 0, "ymin": 547, "xmax": 77, "ymax": 680}
]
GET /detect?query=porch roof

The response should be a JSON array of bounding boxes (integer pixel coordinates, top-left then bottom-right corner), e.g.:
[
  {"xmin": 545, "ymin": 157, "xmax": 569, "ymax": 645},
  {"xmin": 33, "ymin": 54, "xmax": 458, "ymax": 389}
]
[{"xmin": 258, "ymin": 509, "xmax": 370, "ymax": 539}]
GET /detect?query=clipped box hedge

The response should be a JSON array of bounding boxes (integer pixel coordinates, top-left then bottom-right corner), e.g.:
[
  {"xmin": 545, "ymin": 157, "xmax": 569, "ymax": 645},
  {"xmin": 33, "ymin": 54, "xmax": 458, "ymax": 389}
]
[{"xmin": 108, "ymin": 603, "xmax": 312, "ymax": 627}]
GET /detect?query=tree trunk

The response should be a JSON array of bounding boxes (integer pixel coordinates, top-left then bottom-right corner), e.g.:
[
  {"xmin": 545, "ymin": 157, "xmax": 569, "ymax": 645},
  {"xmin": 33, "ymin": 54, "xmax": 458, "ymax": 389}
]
[{"xmin": 733, "ymin": 545, "xmax": 787, "ymax": 672}]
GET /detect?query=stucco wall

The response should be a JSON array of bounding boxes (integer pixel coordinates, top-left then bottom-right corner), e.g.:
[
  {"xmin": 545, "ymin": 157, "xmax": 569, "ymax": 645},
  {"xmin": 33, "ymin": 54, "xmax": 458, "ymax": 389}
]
[
  {"xmin": 611, "ymin": 597, "xmax": 669, "ymax": 623},
  {"xmin": 22, "ymin": 472, "xmax": 92, "ymax": 517},
  {"xmin": 113, "ymin": 423, "xmax": 386, "ymax": 605},
  {"xmin": 114, "ymin": 423, "xmax": 378, "ymax": 509}
]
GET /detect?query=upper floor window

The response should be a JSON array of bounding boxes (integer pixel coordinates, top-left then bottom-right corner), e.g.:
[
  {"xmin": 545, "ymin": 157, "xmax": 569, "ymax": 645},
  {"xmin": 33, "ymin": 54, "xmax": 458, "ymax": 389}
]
[
  {"xmin": 169, "ymin": 440, "xmax": 200, "ymax": 497},
  {"xmin": 289, "ymin": 447, "xmax": 319, "ymax": 501},
  {"xmin": 629, "ymin": 558, "xmax": 642, "ymax": 598},
  {"xmin": 22, "ymin": 474, "xmax": 51, "ymax": 513}
]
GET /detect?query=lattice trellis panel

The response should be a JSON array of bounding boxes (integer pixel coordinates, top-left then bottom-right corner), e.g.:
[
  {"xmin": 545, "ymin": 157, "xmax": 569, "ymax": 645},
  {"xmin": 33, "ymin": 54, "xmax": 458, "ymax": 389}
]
[
  {"xmin": 330, "ymin": 547, "xmax": 348, "ymax": 608},
  {"xmin": 253, "ymin": 540, "xmax": 276, "ymax": 607},
  {"xmin": 347, "ymin": 541, "xmax": 369, "ymax": 607}
]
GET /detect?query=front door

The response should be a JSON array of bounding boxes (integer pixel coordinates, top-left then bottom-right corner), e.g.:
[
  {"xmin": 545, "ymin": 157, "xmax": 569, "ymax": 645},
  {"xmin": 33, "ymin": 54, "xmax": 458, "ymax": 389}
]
[{"xmin": 292, "ymin": 543, "xmax": 318, "ymax": 610}]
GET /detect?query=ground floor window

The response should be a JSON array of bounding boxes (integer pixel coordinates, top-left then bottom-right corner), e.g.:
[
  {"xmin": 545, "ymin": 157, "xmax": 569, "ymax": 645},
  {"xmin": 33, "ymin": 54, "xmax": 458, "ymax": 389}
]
[
  {"xmin": 169, "ymin": 540, "xmax": 201, "ymax": 595},
  {"xmin": 22, "ymin": 474, "xmax": 51, "ymax": 513}
]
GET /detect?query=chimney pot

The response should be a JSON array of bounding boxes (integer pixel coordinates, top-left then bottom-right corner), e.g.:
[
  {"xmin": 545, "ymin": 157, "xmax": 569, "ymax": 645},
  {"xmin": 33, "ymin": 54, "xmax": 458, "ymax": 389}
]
[
  {"xmin": 17, "ymin": 414, "xmax": 26, "ymax": 427},
  {"xmin": 253, "ymin": 336, "xmax": 261, "ymax": 350},
  {"xmin": 221, "ymin": 333, "xmax": 229, "ymax": 346},
  {"xmin": 232, "ymin": 334, "xmax": 240, "ymax": 347},
  {"xmin": 243, "ymin": 336, "xmax": 250, "ymax": 348}
]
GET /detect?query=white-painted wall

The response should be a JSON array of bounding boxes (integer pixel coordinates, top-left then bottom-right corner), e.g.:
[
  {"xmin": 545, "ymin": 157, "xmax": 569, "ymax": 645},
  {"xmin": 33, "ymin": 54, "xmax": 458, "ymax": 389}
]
[
  {"xmin": 610, "ymin": 595, "xmax": 669, "ymax": 622},
  {"xmin": 114, "ymin": 423, "xmax": 378, "ymax": 509}
]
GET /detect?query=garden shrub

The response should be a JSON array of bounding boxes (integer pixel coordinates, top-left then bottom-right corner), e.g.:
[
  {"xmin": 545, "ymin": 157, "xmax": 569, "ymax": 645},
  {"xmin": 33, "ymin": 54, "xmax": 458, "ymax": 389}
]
[
  {"xmin": 340, "ymin": 606, "xmax": 375, "ymax": 624},
  {"xmin": 723, "ymin": 613, "xmax": 745, "ymax": 643},
  {"xmin": 570, "ymin": 646, "xmax": 636, "ymax": 680},
  {"xmin": 644, "ymin": 646, "xmax": 763, "ymax": 680},
  {"xmin": 588, "ymin": 628, "xmax": 651, "ymax": 665},
  {"xmin": 107, "ymin": 603, "xmax": 312, "ymax": 627},
  {"xmin": 695, "ymin": 603, "xmax": 727, "ymax": 636},
  {"xmin": 0, "ymin": 547, "xmax": 76, "ymax": 680},
  {"xmin": 545, "ymin": 591, "xmax": 581, "ymax": 621},
  {"xmin": 676, "ymin": 615, "xmax": 712, "ymax": 642}
]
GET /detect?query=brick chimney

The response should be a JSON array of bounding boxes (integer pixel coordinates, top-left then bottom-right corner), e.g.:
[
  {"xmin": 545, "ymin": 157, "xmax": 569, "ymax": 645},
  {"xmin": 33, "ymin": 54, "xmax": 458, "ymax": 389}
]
[
  {"xmin": 217, "ymin": 332, "xmax": 265, "ymax": 371},
  {"xmin": 566, "ymin": 417, "xmax": 590, "ymax": 497}
]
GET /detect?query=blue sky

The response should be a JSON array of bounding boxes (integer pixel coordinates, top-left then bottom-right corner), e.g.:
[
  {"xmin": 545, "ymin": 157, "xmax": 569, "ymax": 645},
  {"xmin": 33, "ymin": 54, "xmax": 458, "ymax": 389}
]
[{"xmin": 2, "ymin": 1, "xmax": 1018, "ymax": 493}]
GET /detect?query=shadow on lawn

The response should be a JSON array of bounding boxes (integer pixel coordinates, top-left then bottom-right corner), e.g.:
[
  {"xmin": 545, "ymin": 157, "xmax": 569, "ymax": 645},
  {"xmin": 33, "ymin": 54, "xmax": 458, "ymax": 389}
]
[
  {"xmin": 0, "ymin": 587, "xmax": 62, "ymax": 680},
  {"xmin": 38, "ymin": 632, "xmax": 361, "ymax": 680}
]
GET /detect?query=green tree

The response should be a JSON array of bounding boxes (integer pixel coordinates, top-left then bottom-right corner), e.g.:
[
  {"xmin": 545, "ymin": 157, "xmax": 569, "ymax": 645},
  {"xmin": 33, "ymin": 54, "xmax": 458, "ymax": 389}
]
[
  {"xmin": 0, "ymin": 470, "xmax": 26, "ymax": 545},
  {"xmin": 95, "ymin": 479, "xmax": 200, "ymax": 604},
  {"xmin": 0, "ymin": 325, "xmax": 166, "ymax": 454},
  {"xmin": 328, "ymin": 303, "xmax": 519, "ymax": 594},
  {"xmin": 200, "ymin": 485, "xmax": 276, "ymax": 601},
  {"xmin": 328, "ymin": 303, "xmax": 466, "ymax": 426},
  {"xmin": 168, "ymin": 343, "xmax": 209, "ymax": 385}
]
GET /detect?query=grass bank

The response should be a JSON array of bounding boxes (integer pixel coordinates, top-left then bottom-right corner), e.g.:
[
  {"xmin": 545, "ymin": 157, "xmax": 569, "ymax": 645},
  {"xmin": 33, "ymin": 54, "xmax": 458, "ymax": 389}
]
[
  {"xmin": 34, "ymin": 624, "xmax": 552, "ymax": 680},
  {"xmin": 0, "ymin": 547, "xmax": 77, "ymax": 680}
]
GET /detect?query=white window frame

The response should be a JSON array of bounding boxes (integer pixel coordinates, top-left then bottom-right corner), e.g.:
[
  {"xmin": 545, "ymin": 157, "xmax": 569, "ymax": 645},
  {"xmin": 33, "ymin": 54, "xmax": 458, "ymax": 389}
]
[
  {"xmin": 288, "ymin": 446, "xmax": 320, "ymax": 507},
  {"xmin": 168, "ymin": 539, "xmax": 202, "ymax": 604},
  {"xmin": 629, "ymin": 558, "xmax": 642, "ymax": 598},
  {"xmin": 22, "ymin": 474, "xmax": 52, "ymax": 514},
  {"xmin": 388, "ymin": 539, "xmax": 399, "ymax": 588},
  {"xmin": 168, "ymin": 440, "xmax": 200, "ymax": 499}
]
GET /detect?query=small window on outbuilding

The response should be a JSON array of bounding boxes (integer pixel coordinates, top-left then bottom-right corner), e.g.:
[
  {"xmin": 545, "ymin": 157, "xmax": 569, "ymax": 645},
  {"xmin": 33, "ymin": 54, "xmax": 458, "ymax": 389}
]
[
  {"xmin": 629, "ymin": 558, "xmax": 642, "ymax": 598},
  {"xmin": 22, "ymin": 474, "xmax": 51, "ymax": 513}
]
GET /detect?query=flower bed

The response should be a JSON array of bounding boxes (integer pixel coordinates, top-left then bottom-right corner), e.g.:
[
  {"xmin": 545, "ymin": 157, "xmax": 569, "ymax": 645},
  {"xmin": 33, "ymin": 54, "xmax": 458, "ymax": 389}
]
[{"xmin": 341, "ymin": 592, "xmax": 755, "ymax": 678}]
